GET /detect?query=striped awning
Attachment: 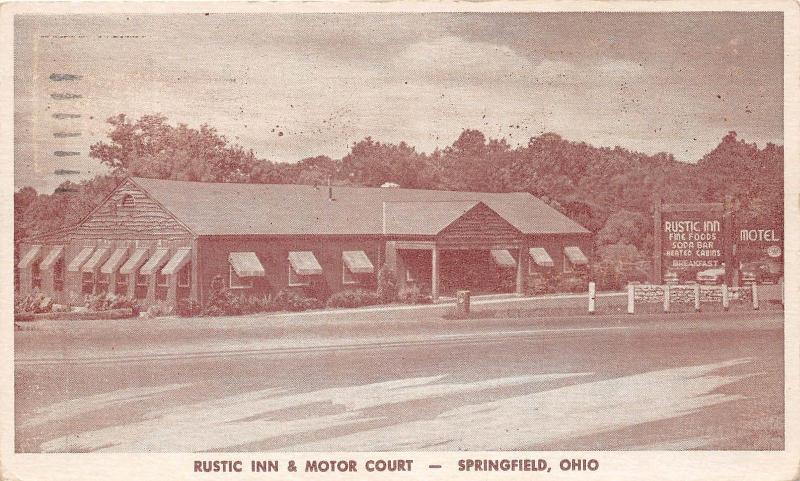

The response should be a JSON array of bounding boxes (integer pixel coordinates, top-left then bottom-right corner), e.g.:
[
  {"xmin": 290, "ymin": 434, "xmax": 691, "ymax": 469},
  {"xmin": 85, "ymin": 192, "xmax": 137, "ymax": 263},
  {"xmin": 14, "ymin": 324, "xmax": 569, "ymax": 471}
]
[
  {"xmin": 229, "ymin": 252, "xmax": 265, "ymax": 277},
  {"xmin": 342, "ymin": 250, "xmax": 374, "ymax": 274},
  {"xmin": 67, "ymin": 246, "xmax": 95, "ymax": 272},
  {"xmin": 564, "ymin": 246, "xmax": 589, "ymax": 265},
  {"xmin": 120, "ymin": 247, "xmax": 149, "ymax": 275},
  {"xmin": 18, "ymin": 245, "xmax": 43, "ymax": 269},
  {"xmin": 162, "ymin": 247, "xmax": 192, "ymax": 275},
  {"xmin": 101, "ymin": 247, "xmax": 129, "ymax": 274},
  {"xmin": 139, "ymin": 248, "xmax": 170, "ymax": 275},
  {"xmin": 82, "ymin": 246, "xmax": 112, "ymax": 272},
  {"xmin": 288, "ymin": 251, "xmax": 323, "ymax": 276},
  {"xmin": 490, "ymin": 249, "xmax": 517, "ymax": 268},
  {"xmin": 40, "ymin": 245, "xmax": 65, "ymax": 270},
  {"xmin": 529, "ymin": 247, "xmax": 554, "ymax": 267}
]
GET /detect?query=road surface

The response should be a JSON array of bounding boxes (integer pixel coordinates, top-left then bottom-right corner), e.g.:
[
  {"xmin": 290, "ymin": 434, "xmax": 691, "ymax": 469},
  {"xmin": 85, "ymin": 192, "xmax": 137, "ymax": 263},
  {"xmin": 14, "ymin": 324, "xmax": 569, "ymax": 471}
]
[{"xmin": 15, "ymin": 307, "xmax": 783, "ymax": 452}]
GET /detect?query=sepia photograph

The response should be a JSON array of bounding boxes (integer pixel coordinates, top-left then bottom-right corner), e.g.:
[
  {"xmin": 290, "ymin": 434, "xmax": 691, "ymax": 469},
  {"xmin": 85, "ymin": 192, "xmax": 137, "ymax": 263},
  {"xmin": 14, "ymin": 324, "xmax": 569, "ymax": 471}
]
[{"xmin": 3, "ymin": 2, "xmax": 798, "ymax": 480}]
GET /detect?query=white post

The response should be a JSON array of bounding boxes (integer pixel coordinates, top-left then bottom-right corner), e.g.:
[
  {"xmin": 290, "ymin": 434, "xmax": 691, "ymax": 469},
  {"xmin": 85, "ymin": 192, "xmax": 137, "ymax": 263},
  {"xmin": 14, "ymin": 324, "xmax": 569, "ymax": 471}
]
[
  {"xmin": 627, "ymin": 284, "xmax": 635, "ymax": 314},
  {"xmin": 722, "ymin": 284, "xmax": 729, "ymax": 311},
  {"xmin": 663, "ymin": 284, "xmax": 670, "ymax": 313},
  {"xmin": 694, "ymin": 283, "xmax": 701, "ymax": 312},
  {"xmin": 752, "ymin": 283, "xmax": 759, "ymax": 310},
  {"xmin": 588, "ymin": 281, "xmax": 596, "ymax": 314}
]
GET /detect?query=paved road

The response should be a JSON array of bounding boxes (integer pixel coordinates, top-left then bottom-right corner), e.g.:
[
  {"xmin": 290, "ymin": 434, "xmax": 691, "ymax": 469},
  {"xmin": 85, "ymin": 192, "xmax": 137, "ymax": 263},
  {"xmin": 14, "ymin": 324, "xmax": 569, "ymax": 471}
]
[{"xmin": 15, "ymin": 308, "xmax": 783, "ymax": 452}]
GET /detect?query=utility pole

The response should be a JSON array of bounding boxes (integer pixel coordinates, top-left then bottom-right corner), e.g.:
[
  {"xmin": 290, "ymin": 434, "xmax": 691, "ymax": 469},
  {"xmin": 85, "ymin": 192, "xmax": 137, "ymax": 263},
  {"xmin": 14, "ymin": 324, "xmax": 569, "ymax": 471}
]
[{"xmin": 653, "ymin": 197, "xmax": 662, "ymax": 284}]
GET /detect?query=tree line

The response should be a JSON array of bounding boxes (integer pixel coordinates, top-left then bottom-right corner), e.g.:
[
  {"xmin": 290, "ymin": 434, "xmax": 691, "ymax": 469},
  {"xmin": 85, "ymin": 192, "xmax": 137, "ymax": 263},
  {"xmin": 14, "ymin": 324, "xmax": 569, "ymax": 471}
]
[{"xmin": 15, "ymin": 114, "xmax": 784, "ymax": 267}]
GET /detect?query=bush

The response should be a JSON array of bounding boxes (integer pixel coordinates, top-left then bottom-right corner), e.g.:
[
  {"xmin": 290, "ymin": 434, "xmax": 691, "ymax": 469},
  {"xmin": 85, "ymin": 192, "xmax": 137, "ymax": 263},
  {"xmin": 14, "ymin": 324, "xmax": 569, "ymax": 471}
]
[
  {"xmin": 326, "ymin": 289, "xmax": 382, "ymax": 309},
  {"xmin": 273, "ymin": 289, "xmax": 322, "ymax": 312},
  {"xmin": 14, "ymin": 290, "xmax": 53, "ymax": 314},
  {"xmin": 85, "ymin": 292, "xmax": 136, "ymax": 311},
  {"xmin": 146, "ymin": 300, "xmax": 173, "ymax": 318},
  {"xmin": 396, "ymin": 285, "xmax": 430, "ymax": 304},
  {"xmin": 554, "ymin": 272, "xmax": 588, "ymax": 293},
  {"xmin": 591, "ymin": 261, "xmax": 623, "ymax": 291},
  {"xmin": 376, "ymin": 264, "xmax": 398, "ymax": 303},
  {"xmin": 177, "ymin": 299, "xmax": 202, "ymax": 317}
]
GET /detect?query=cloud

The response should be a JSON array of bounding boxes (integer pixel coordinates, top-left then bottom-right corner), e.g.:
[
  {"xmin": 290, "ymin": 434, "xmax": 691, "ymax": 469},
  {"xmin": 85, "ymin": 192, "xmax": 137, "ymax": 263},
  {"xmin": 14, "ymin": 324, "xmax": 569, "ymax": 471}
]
[{"xmin": 396, "ymin": 36, "xmax": 534, "ymax": 82}]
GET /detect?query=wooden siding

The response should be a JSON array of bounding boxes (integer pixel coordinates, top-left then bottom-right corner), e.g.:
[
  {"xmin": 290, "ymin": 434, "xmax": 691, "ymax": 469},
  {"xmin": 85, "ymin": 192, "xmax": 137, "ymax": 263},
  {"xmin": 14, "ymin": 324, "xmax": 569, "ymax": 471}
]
[
  {"xmin": 69, "ymin": 180, "xmax": 192, "ymax": 241},
  {"xmin": 437, "ymin": 203, "xmax": 522, "ymax": 247}
]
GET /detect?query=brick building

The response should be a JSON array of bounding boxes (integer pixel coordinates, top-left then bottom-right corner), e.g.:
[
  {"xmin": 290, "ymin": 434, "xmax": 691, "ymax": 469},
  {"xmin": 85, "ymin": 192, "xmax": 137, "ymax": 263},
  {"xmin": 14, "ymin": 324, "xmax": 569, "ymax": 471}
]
[{"xmin": 17, "ymin": 177, "xmax": 592, "ymax": 307}]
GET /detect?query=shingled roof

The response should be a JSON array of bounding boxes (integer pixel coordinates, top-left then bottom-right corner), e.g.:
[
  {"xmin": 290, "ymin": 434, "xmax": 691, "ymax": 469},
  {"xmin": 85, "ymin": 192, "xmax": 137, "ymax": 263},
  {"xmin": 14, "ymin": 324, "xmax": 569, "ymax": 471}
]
[{"xmin": 130, "ymin": 177, "xmax": 590, "ymax": 237}]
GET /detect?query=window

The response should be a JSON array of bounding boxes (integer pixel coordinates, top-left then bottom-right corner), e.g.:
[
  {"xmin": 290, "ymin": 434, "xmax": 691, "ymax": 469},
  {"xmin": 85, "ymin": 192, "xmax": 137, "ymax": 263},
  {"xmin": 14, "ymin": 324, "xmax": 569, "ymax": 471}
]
[
  {"xmin": 563, "ymin": 253, "xmax": 574, "ymax": 273},
  {"xmin": 230, "ymin": 265, "xmax": 253, "ymax": 289},
  {"xmin": 135, "ymin": 273, "xmax": 148, "ymax": 299},
  {"xmin": 116, "ymin": 273, "xmax": 129, "ymax": 293},
  {"xmin": 178, "ymin": 262, "xmax": 191, "ymax": 288},
  {"xmin": 157, "ymin": 273, "xmax": 169, "ymax": 287},
  {"xmin": 31, "ymin": 261, "xmax": 42, "ymax": 289},
  {"xmin": 96, "ymin": 273, "xmax": 110, "ymax": 294},
  {"xmin": 53, "ymin": 258, "xmax": 65, "ymax": 292},
  {"xmin": 342, "ymin": 263, "xmax": 358, "ymax": 285},
  {"xmin": 288, "ymin": 264, "xmax": 311, "ymax": 287},
  {"xmin": 81, "ymin": 272, "xmax": 95, "ymax": 294}
]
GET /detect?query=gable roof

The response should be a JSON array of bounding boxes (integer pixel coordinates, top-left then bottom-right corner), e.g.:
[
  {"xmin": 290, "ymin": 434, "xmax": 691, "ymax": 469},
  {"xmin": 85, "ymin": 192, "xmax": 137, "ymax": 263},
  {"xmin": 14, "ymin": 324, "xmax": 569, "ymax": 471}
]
[{"xmin": 129, "ymin": 177, "xmax": 590, "ymax": 237}]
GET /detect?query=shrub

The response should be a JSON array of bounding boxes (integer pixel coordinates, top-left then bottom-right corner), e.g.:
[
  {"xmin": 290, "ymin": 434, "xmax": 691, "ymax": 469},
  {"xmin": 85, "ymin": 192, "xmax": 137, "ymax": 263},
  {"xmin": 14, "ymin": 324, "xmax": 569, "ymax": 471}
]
[
  {"xmin": 326, "ymin": 289, "xmax": 382, "ymax": 309},
  {"xmin": 376, "ymin": 264, "xmax": 398, "ymax": 303},
  {"xmin": 396, "ymin": 285, "xmax": 430, "ymax": 304},
  {"xmin": 591, "ymin": 261, "xmax": 623, "ymax": 291},
  {"xmin": 241, "ymin": 294, "xmax": 274, "ymax": 315},
  {"xmin": 85, "ymin": 292, "xmax": 136, "ymax": 311},
  {"xmin": 274, "ymin": 289, "xmax": 322, "ymax": 312},
  {"xmin": 177, "ymin": 299, "xmax": 202, "ymax": 317},
  {"xmin": 554, "ymin": 272, "xmax": 588, "ymax": 293},
  {"xmin": 146, "ymin": 300, "xmax": 174, "ymax": 318},
  {"xmin": 14, "ymin": 290, "xmax": 53, "ymax": 314}
]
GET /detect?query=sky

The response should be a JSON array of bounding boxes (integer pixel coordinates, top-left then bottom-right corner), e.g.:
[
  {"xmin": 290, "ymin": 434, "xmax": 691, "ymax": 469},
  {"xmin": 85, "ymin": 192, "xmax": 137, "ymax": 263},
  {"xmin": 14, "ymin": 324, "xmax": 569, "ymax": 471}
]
[{"xmin": 14, "ymin": 12, "xmax": 783, "ymax": 193}]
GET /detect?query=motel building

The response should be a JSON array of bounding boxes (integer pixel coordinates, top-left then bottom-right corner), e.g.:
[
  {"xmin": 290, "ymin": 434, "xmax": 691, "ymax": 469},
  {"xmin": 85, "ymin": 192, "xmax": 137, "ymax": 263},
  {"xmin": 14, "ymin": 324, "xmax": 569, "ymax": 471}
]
[{"xmin": 17, "ymin": 177, "xmax": 592, "ymax": 308}]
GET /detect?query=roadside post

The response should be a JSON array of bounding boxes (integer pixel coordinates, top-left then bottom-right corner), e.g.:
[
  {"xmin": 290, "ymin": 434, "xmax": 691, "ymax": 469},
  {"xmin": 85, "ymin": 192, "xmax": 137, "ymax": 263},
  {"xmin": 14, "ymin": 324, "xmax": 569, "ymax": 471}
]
[
  {"xmin": 752, "ymin": 283, "xmax": 759, "ymax": 310},
  {"xmin": 456, "ymin": 290, "xmax": 470, "ymax": 317},
  {"xmin": 627, "ymin": 284, "xmax": 635, "ymax": 314},
  {"xmin": 663, "ymin": 284, "xmax": 670, "ymax": 313},
  {"xmin": 588, "ymin": 281, "xmax": 596, "ymax": 314},
  {"xmin": 694, "ymin": 283, "xmax": 701, "ymax": 312},
  {"xmin": 722, "ymin": 284, "xmax": 730, "ymax": 311}
]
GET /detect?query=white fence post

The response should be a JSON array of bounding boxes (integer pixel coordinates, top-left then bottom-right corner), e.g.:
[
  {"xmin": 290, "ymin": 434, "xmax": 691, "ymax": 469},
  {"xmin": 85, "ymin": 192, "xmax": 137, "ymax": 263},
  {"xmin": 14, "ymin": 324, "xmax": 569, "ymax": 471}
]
[
  {"xmin": 751, "ymin": 283, "xmax": 759, "ymax": 310},
  {"xmin": 663, "ymin": 284, "xmax": 670, "ymax": 313},
  {"xmin": 627, "ymin": 284, "xmax": 635, "ymax": 314},
  {"xmin": 588, "ymin": 281, "xmax": 596, "ymax": 314},
  {"xmin": 722, "ymin": 284, "xmax": 730, "ymax": 311},
  {"xmin": 694, "ymin": 283, "xmax": 701, "ymax": 312}
]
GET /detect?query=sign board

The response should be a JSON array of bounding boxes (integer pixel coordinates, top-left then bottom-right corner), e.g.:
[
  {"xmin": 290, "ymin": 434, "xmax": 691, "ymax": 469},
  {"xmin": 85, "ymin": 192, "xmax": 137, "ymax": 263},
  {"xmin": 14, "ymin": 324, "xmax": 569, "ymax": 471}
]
[
  {"xmin": 737, "ymin": 227, "xmax": 783, "ymax": 262},
  {"xmin": 661, "ymin": 215, "xmax": 724, "ymax": 278}
]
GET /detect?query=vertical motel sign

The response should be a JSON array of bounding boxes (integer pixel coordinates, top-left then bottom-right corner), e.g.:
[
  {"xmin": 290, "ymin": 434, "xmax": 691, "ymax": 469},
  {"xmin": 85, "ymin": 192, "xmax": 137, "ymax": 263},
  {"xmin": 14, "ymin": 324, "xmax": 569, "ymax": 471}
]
[{"xmin": 653, "ymin": 197, "xmax": 736, "ymax": 284}]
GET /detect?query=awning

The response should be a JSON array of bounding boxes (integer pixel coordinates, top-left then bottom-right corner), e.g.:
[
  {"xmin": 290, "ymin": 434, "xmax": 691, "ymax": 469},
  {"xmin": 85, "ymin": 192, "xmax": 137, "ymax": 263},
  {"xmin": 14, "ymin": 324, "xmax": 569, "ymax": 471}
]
[
  {"xmin": 288, "ymin": 251, "xmax": 323, "ymax": 276},
  {"xmin": 40, "ymin": 245, "xmax": 65, "ymax": 270},
  {"xmin": 119, "ymin": 248, "xmax": 149, "ymax": 275},
  {"xmin": 101, "ymin": 247, "xmax": 129, "ymax": 274},
  {"xmin": 342, "ymin": 250, "xmax": 375, "ymax": 274},
  {"xmin": 139, "ymin": 248, "xmax": 170, "ymax": 275},
  {"xmin": 490, "ymin": 249, "xmax": 517, "ymax": 268},
  {"xmin": 162, "ymin": 247, "xmax": 192, "ymax": 275},
  {"xmin": 18, "ymin": 245, "xmax": 43, "ymax": 269},
  {"xmin": 82, "ymin": 246, "xmax": 112, "ymax": 272},
  {"xmin": 564, "ymin": 246, "xmax": 589, "ymax": 265},
  {"xmin": 67, "ymin": 246, "xmax": 95, "ymax": 272},
  {"xmin": 229, "ymin": 252, "xmax": 265, "ymax": 277},
  {"xmin": 529, "ymin": 247, "xmax": 554, "ymax": 267}
]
